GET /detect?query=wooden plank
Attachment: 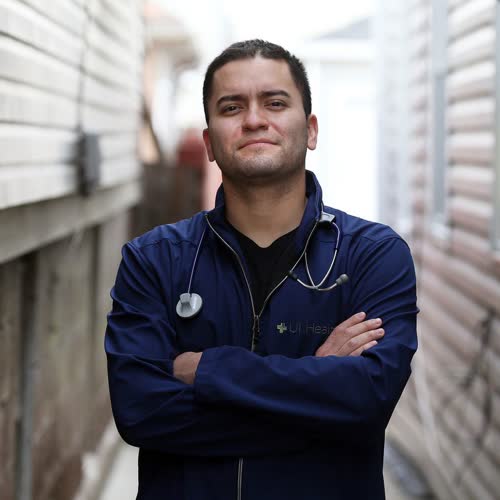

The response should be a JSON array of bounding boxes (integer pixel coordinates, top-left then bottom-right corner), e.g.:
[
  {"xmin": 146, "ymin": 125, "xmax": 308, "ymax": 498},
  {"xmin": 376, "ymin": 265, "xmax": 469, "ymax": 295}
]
[
  {"xmin": 448, "ymin": 25, "xmax": 495, "ymax": 71},
  {"xmin": 419, "ymin": 316, "xmax": 500, "ymax": 434},
  {"xmin": 89, "ymin": 0, "xmax": 140, "ymax": 56},
  {"xmin": 0, "ymin": 135, "xmax": 139, "ymax": 208},
  {"xmin": 448, "ymin": 165, "xmax": 493, "ymax": 199},
  {"xmin": 434, "ymin": 408, "xmax": 499, "ymax": 500},
  {"xmin": 0, "ymin": 79, "xmax": 78, "ymax": 128},
  {"xmin": 422, "ymin": 243, "xmax": 500, "ymax": 316},
  {"xmin": 428, "ymin": 357, "xmax": 500, "ymax": 470},
  {"xmin": 0, "ymin": 37, "xmax": 79, "ymax": 98},
  {"xmin": 99, "ymin": 132, "xmax": 137, "ymax": 159},
  {"xmin": 448, "ymin": 1, "xmax": 495, "ymax": 41},
  {"xmin": 419, "ymin": 264, "xmax": 486, "ymax": 330},
  {"xmin": 0, "ymin": 126, "xmax": 135, "ymax": 166},
  {"xmin": 450, "ymin": 227, "xmax": 497, "ymax": 274},
  {"xmin": 418, "ymin": 292, "xmax": 481, "ymax": 365},
  {"xmin": 448, "ymin": 59, "xmax": 495, "ymax": 87},
  {"xmin": 86, "ymin": 13, "xmax": 142, "ymax": 77},
  {"xmin": 447, "ymin": 111, "xmax": 494, "ymax": 132},
  {"xmin": 19, "ymin": 0, "xmax": 85, "ymax": 37},
  {"xmin": 448, "ymin": 196, "xmax": 492, "ymax": 236},
  {"xmin": 0, "ymin": 0, "xmax": 82, "ymax": 65},
  {"xmin": 447, "ymin": 78, "xmax": 495, "ymax": 104},
  {"xmin": 83, "ymin": 75, "xmax": 141, "ymax": 113},
  {"xmin": 425, "ymin": 357, "xmax": 500, "ymax": 499},
  {"xmin": 0, "ymin": 125, "xmax": 76, "ymax": 165},
  {"xmin": 0, "ymin": 181, "xmax": 141, "ymax": 265},
  {"xmin": 85, "ymin": 48, "xmax": 141, "ymax": 93},
  {"xmin": 447, "ymin": 131, "xmax": 495, "ymax": 165},
  {"xmin": 99, "ymin": 158, "xmax": 141, "ymax": 188},
  {"xmin": 0, "ymin": 164, "xmax": 77, "ymax": 209},
  {"xmin": 82, "ymin": 105, "xmax": 140, "ymax": 134},
  {"xmin": 386, "ymin": 380, "xmax": 458, "ymax": 500},
  {"xmin": 0, "ymin": 260, "xmax": 23, "ymax": 500},
  {"xmin": 447, "ymin": 76, "xmax": 495, "ymax": 102},
  {"xmin": 0, "ymin": 81, "xmax": 137, "ymax": 128}
]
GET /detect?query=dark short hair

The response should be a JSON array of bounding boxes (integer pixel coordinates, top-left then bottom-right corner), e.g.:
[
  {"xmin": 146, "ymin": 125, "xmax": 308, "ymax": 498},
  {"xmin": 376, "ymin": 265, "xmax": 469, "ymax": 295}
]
[{"xmin": 202, "ymin": 39, "xmax": 312, "ymax": 124}]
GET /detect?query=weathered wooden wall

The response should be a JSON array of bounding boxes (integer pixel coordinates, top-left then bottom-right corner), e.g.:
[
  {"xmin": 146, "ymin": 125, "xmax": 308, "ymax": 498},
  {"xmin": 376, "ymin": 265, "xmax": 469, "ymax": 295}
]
[
  {"xmin": 0, "ymin": 1, "xmax": 144, "ymax": 499},
  {"xmin": 380, "ymin": 1, "xmax": 500, "ymax": 499}
]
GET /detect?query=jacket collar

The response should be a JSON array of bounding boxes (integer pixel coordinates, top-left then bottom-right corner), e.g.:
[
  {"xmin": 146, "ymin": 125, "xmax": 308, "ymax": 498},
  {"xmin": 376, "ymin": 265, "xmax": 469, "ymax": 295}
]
[{"xmin": 206, "ymin": 170, "xmax": 323, "ymax": 253}]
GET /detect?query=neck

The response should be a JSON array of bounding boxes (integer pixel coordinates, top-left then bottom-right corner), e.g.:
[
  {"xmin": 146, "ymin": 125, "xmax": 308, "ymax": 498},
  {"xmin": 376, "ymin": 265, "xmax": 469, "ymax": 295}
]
[{"xmin": 223, "ymin": 171, "xmax": 307, "ymax": 248}]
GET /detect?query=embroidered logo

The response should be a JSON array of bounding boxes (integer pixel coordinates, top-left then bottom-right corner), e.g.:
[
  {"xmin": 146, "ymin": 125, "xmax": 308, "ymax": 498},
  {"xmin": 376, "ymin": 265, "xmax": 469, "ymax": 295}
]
[
  {"xmin": 276, "ymin": 322, "xmax": 288, "ymax": 334},
  {"xmin": 275, "ymin": 321, "xmax": 335, "ymax": 336}
]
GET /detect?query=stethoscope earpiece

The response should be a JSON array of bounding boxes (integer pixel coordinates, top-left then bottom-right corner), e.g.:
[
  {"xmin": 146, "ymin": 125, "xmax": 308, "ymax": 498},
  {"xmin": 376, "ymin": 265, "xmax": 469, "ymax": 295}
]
[{"xmin": 176, "ymin": 292, "xmax": 203, "ymax": 319}]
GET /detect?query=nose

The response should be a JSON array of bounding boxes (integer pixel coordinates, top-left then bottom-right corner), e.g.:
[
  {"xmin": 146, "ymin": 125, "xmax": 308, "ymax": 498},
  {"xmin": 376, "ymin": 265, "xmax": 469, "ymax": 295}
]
[{"xmin": 242, "ymin": 105, "xmax": 268, "ymax": 131}]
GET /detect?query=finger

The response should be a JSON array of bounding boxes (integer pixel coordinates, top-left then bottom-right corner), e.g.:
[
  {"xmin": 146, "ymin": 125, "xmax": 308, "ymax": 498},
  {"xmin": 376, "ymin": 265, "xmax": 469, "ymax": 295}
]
[
  {"xmin": 323, "ymin": 312, "xmax": 368, "ymax": 345},
  {"xmin": 322, "ymin": 316, "xmax": 380, "ymax": 351},
  {"xmin": 350, "ymin": 340, "xmax": 378, "ymax": 356},
  {"xmin": 338, "ymin": 328, "xmax": 384, "ymax": 356},
  {"xmin": 335, "ymin": 311, "xmax": 367, "ymax": 330},
  {"xmin": 344, "ymin": 318, "xmax": 383, "ymax": 338}
]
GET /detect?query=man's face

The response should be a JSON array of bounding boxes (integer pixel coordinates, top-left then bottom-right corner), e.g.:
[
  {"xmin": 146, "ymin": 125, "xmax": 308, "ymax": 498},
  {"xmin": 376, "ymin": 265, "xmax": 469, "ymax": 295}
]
[{"xmin": 203, "ymin": 57, "xmax": 318, "ymax": 186}]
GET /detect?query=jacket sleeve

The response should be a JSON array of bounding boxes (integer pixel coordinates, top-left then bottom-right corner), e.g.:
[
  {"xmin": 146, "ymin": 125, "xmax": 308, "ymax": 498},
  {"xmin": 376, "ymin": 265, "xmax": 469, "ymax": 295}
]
[
  {"xmin": 194, "ymin": 237, "xmax": 418, "ymax": 442},
  {"xmin": 105, "ymin": 242, "xmax": 310, "ymax": 456}
]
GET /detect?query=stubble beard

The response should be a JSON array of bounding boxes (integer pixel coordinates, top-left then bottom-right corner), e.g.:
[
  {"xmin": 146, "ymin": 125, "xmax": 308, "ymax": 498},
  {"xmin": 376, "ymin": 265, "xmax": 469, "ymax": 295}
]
[{"xmin": 221, "ymin": 141, "xmax": 308, "ymax": 188}]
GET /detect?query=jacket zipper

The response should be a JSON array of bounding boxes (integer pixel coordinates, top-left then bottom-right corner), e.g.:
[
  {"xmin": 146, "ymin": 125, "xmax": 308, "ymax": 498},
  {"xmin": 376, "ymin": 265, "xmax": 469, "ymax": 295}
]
[
  {"xmin": 237, "ymin": 458, "xmax": 243, "ymax": 500},
  {"xmin": 255, "ymin": 218, "xmax": 319, "ymax": 323},
  {"xmin": 204, "ymin": 215, "xmax": 319, "ymax": 500}
]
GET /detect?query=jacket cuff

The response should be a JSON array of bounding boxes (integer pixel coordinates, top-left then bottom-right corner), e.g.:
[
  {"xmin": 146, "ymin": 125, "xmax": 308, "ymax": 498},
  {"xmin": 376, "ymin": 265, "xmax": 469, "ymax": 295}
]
[{"xmin": 193, "ymin": 347, "xmax": 217, "ymax": 402}]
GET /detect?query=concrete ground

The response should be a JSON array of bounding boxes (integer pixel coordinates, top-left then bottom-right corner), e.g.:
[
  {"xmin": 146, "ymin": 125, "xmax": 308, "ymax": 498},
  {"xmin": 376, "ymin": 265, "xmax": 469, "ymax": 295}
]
[{"xmin": 98, "ymin": 441, "xmax": 425, "ymax": 500}]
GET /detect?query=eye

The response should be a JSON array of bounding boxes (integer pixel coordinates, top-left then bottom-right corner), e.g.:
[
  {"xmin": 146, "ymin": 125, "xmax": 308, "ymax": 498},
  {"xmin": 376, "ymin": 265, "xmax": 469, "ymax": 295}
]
[
  {"xmin": 221, "ymin": 105, "xmax": 240, "ymax": 114},
  {"xmin": 268, "ymin": 101, "xmax": 286, "ymax": 109}
]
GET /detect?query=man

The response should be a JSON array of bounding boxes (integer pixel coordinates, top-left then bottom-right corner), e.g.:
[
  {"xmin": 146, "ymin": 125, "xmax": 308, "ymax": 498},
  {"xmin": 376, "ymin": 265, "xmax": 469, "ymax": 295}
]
[{"xmin": 106, "ymin": 40, "xmax": 418, "ymax": 500}]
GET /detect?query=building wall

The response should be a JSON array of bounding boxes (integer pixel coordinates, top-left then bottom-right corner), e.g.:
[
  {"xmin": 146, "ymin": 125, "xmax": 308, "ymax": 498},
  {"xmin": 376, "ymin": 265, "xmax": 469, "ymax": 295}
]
[
  {"xmin": 0, "ymin": 1, "xmax": 144, "ymax": 499},
  {"xmin": 299, "ymin": 40, "xmax": 377, "ymax": 221},
  {"xmin": 378, "ymin": 1, "xmax": 500, "ymax": 499}
]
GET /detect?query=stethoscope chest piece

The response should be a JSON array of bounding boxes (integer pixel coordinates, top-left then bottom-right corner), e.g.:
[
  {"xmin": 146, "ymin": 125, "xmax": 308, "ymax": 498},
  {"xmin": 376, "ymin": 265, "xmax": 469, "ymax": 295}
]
[{"xmin": 176, "ymin": 292, "xmax": 203, "ymax": 319}]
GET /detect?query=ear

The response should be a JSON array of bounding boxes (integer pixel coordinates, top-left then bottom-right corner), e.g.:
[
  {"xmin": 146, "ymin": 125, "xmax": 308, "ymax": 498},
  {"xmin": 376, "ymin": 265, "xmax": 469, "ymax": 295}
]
[
  {"xmin": 306, "ymin": 114, "xmax": 318, "ymax": 151},
  {"xmin": 202, "ymin": 128, "xmax": 215, "ymax": 162}
]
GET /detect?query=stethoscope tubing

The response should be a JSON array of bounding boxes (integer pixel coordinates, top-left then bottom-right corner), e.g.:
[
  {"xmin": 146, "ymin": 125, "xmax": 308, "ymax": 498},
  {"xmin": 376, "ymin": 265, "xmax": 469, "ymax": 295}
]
[
  {"xmin": 187, "ymin": 227, "xmax": 206, "ymax": 295},
  {"xmin": 177, "ymin": 212, "xmax": 344, "ymax": 318}
]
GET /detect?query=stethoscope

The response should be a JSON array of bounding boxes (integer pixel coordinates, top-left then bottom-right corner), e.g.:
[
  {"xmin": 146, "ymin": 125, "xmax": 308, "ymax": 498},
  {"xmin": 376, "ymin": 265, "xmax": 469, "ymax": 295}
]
[{"xmin": 176, "ymin": 211, "xmax": 349, "ymax": 319}]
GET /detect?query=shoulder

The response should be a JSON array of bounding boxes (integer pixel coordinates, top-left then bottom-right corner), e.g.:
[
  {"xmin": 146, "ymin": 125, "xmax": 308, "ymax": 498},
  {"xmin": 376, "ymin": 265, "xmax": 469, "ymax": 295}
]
[
  {"xmin": 128, "ymin": 211, "xmax": 207, "ymax": 252},
  {"xmin": 118, "ymin": 212, "xmax": 208, "ymax": 275},
  {"xmin": 326, "ymin": 206, "xmax": 407, "ymax": 249}
]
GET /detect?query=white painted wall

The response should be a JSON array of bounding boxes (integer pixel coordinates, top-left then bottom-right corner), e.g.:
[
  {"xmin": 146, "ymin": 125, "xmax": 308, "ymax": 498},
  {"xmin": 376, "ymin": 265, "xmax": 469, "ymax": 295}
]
[{"xmin": 299, "ymin": 41, "xmax": 377, "ymax": 221}]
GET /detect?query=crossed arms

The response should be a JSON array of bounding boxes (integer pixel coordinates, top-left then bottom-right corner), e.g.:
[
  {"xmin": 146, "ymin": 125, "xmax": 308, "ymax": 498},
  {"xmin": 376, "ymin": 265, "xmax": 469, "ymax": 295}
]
[
  {"xmin": 105, "ymin": 236, "xmax": 418, "ymax": 456},
  {"xmin": 174, "ymin": 312, "xmax": 386, "ymax": 384}
]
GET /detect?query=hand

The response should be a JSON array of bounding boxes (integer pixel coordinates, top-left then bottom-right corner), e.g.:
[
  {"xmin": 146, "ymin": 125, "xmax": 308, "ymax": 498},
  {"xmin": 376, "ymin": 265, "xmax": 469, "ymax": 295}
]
[
  {"xmin": 315, "ymin": 312, "xmax": 384, "ymax": 357},
  {"xmin": 173, "ymin": 351, "xmax": 202, "ymax": 384}
]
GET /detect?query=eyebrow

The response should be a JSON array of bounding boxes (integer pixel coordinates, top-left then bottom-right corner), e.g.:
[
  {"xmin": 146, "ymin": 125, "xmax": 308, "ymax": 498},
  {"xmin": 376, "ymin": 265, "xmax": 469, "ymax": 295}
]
[{"xmin": 215, "ymin": 89, "xmax": 292, "ymax": 108}]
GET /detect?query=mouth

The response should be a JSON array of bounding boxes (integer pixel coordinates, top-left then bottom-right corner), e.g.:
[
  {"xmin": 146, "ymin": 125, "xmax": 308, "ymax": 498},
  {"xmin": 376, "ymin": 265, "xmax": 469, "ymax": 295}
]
[{"xmin": 239, "ymin": 139, "xmax": 276, "ymax": 149}]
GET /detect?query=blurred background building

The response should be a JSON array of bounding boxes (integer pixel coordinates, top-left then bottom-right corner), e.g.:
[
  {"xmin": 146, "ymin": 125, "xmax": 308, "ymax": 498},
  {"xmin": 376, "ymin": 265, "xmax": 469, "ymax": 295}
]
[
  {"xmin": 377, "ymin": 1, "xmax": 500, "ymax": 499},
  {"xmin": 0, "ymin": 2, "xmax": 143, "ymax": 500},
  {"xmin": 0, "ymin": 0, "xmax": 499, "ymax": 499}
]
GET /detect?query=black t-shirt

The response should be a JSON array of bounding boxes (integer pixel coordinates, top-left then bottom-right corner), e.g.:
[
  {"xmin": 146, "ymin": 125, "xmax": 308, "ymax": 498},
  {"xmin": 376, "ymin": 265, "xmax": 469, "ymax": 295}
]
[{"xmin": 232, "ymin": 226, "xmax": 299, "ymax": 314}]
